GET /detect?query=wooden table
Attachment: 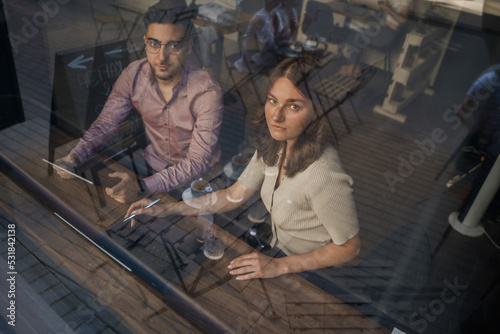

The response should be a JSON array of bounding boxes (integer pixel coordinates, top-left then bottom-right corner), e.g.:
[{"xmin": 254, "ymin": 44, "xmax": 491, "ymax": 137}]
[{"xmin": 0, "ymin": 149, "xmax": 390, "ymax": 333}]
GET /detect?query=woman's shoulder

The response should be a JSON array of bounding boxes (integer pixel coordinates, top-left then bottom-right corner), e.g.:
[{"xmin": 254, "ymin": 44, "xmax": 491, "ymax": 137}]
[
  {"xmin": 313, "ymin": 144, "xmax": 344, "ymax": 171},
  {"xmin": 303, "ymin": 145, "xmax": 352, "ymax": 184}
]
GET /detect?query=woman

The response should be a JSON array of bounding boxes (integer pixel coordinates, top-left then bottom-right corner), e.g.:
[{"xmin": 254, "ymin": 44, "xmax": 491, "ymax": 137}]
[{"xmin": 126, "ymin": 57, "xmax": 360, "ymax": 280}]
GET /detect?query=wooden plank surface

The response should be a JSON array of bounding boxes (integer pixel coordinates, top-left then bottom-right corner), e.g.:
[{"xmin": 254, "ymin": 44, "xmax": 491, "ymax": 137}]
[{"xmin": 1, "ymin": 144, "xmax": 390, "ymax": 333}]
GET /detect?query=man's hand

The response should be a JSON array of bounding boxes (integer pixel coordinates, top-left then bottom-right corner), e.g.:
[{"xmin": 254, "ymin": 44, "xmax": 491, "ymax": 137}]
[
  {"xmin": 54, "ymin": 154, "xmax": 79, "ymax": 179},
  {"xmin": 106, "ymin": 171, "xmax": 141, "ymax": 203},
  {"xmin": 228, "ymin": 252, "xmax": 285, "ymax": 280}
]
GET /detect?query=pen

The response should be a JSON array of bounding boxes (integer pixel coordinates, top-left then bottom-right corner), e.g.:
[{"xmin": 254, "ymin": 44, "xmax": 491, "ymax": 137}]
[
  {"xmin": 42, "ymin": 159, "xmax": 94, "ymax": 185},
  {"xmin": 123, "ymin": 198, "xmax": 162, "ymax": 222}
]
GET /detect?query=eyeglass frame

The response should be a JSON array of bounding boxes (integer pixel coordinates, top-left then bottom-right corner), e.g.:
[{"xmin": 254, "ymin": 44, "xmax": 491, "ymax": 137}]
[{"xmin": 144, "ymin": 38, "xmax": 187, "ymax": 55}]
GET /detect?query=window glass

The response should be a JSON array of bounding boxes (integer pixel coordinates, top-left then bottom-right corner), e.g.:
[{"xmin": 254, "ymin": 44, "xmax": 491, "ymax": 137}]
[{"xmin": 1, "ymin": 0, "xmax": 499, "ymax": 333}]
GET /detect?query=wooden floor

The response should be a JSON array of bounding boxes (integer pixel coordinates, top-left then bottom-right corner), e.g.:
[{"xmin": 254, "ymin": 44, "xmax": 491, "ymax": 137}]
[{"xmin": 2, "ymin": 1, "xmax": 500, "ymax": 333}]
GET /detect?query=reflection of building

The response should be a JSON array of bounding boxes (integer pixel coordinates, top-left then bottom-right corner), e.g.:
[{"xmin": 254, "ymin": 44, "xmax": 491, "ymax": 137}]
[{"xmin": 0, "ymin": 0, "xmax": 499, "ymax": 333}]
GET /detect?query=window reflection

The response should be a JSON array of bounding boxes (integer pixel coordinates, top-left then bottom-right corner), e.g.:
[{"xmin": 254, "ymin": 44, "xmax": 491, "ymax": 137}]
[{"xmin": 0, "ymin": 0, "xmax": 499, "ymax": 333}]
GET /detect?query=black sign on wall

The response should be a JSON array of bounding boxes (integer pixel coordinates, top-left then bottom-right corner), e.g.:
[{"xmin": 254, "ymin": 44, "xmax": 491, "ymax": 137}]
[
  {"xmin": 50, "ymin": 39, "xmax": 130, "ymax": 135},
  {"xmin": 0, "ymin": 2, "xmax": 24, "ymax": 131}
]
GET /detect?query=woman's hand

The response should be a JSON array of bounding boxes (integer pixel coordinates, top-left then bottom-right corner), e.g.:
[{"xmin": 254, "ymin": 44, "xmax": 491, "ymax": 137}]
[
  {"xmin": 228, "ymin": 235, "xmax": 361, "ymax": 280},
  {"xmin": 126, "ymin": 198, "xmax": 172, "ymax": 227},
  {"xmin": 228, "ymin": 252, "xmax": 285, "ymax": 280}
]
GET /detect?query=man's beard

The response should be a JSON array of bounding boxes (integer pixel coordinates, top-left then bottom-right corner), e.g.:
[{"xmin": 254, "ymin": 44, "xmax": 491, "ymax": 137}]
[
  {"xmin": 149, "ymin": 60, "xmax": 183, "ymax": 82},
  {"xmin": 152, "ymin": 64, "xmax": 174, "ymax": 81}
]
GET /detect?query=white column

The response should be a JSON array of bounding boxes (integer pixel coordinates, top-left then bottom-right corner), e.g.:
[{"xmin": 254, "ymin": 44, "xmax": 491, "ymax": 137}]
[{"xmin": 449, "ymin": 154, "xmax": 500, "ymax": 237}]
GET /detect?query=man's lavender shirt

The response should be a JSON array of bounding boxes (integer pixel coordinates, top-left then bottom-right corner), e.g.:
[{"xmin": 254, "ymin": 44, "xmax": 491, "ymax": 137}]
[{"xmin": 72, "ymin": 58, "xmax": 223, "ymax": 193}]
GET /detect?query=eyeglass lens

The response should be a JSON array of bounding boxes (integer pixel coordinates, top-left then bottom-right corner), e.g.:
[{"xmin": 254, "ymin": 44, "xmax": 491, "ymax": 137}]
[{"xmin": 145, "ymin": 41, "xmax": 183, "ymax": 54}]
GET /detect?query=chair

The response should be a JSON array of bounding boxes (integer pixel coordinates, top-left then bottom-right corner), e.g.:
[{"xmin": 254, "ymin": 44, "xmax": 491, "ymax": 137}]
[
  {"xmin": 90, "ymin": 1, "xmax": 128, "ymax": 43},
  {"xmin": 311, "ymin": 66, "xmax": 375, "ymax": 142},
  {"xmin": 368, "ymin": 23, "xmax": 410, "ymax": 72},
  {"xmin": 222, "ymin": 19, "xmax": 267, "ymax": 114}
]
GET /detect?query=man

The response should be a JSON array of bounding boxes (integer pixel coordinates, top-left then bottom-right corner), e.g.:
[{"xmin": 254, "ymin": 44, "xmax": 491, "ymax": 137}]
[
  {"xmin": 234, "ymin": 0, "xmax": 281, "ymax": 74},
  {"xmin": 55, "ymin": 0, "xmax": 223, "ymax": 203}
]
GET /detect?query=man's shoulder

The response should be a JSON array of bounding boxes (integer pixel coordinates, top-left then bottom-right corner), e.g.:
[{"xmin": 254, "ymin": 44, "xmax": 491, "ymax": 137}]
[
  {"xmin": 124, "ymin": 58, "xmax": 150, "ymax": 76},
  {"xmin": 185, "ymin": 63, "xmax": 221, "ymax": 92},
  {"xmin": 111, "ymin": 59, "xmax": 150, "ymax": 94}
]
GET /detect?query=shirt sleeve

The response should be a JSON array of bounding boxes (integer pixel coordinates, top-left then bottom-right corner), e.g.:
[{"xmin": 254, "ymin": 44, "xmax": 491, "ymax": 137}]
[
  {"xmin": 71, "ymin": 66, "xmax": 134, "ymax": 163},
  {"xmin": 306, "ymin": 162, "xmax": 360, "ymax": 245},
  {"xmin": 143, "ymin": 83, "xmax": 223, "ymax": 193},
  {"xmin": 237, "ymin": 152, "xmax": 266, "ymax": 191},
  {"xmin": 244, "ymin": 12, "xmax": 276, "ymax": 66},
  {"xmin": 257, "ymin": 15, "xmax": 276, "ymax": 55},
  {"xmin": 466, "ymin": 70, "xmax": 499, "ymax": 99}
]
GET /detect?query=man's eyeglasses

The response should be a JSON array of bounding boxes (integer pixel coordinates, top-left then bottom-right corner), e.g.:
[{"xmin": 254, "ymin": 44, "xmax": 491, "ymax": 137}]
[{"xmin": 145, "ymin": 39, "xmax": 185, "ymax": 55}]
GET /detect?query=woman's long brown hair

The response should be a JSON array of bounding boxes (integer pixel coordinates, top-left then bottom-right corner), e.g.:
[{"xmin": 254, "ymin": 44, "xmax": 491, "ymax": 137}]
[{"xmin": 253, "ymin": 56, "xmax": 326, "ymax": 177}]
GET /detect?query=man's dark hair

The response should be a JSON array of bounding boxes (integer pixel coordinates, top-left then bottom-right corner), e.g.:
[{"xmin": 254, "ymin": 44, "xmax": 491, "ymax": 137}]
[{"xmin": 143, "ymin": 0, "xmax": 197, "ymax": 39}]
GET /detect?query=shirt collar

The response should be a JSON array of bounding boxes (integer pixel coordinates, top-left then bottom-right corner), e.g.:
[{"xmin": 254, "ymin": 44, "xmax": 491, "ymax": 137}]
[{"xmin": 178, "ymin": 59, "xmax": 190, "ymax": 87}]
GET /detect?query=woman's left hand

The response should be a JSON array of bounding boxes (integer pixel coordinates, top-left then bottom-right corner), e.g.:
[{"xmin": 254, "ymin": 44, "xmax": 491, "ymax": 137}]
[{"xmin": 228, "ymin": 252, "xmax": 284, "ymax": 280}]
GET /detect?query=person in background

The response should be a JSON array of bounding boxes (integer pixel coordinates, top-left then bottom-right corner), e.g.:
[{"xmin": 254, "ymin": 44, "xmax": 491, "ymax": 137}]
[
  {"xmin": 270, "ymin": 0, "xmax": 300, "ymax": 48},
  {"xmin": 234, "ymin": 0, "xmax": 281, "ymax": 73},
  {"xmin": 55, "ymin": 0, "xmax": 223, "ymax": 203},
  {"xmin": 450, "ymin": 64, "xmax": 500, "ymax": 220},
  {"xmin": 459, "ymin": 64, "xmax": 500, "ymax": 157},
  {"xmin": 127, "ymin": 56, "xmax": 361, "ymax": 280}
]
